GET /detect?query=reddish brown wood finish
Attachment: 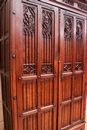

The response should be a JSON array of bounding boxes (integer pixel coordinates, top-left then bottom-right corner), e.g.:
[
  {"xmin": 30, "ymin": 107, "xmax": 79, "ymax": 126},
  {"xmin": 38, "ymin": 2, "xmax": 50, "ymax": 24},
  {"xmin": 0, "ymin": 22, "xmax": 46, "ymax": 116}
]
[{"xmin": 0, "ymin": 0, "xmax": 87, "ymax": 130}]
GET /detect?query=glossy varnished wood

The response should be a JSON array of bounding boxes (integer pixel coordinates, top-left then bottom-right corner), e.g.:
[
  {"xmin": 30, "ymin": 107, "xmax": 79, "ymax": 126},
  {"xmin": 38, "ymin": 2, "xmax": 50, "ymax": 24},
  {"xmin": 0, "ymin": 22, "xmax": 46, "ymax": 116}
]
[{"xmin": 0, "ymin": 0, "xmax": 87, "ymax": 130}]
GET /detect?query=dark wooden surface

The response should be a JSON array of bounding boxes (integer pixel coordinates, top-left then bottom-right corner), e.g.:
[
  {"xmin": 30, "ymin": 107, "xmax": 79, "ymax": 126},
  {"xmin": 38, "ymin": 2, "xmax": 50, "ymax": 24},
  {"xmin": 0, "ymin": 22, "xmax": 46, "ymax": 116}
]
[{"xmin": 0, "ymin": 0, "xmax": 87, "ymax": 130}]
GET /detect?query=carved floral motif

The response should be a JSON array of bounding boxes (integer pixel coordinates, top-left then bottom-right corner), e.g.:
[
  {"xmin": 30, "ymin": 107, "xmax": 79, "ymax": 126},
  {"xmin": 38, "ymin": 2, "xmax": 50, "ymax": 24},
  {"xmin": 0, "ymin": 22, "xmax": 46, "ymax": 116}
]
[
  {"xmin": 76, "ymin": 20, "xmax": 83, "ymax": 41},
  {"xmin": 64, "ymin": 16, "xmax": 73, "ymax": 40},
  {"xmin": 23, "ymin": 5, "xmax": 35, "ymax": 35},
  {"xmin": 42, "ymin": 10, "xmax": 52, "ymax": 38},
  {"xmin": 63, "ymin": 0, "xmax": 74, "ymax": 5}
]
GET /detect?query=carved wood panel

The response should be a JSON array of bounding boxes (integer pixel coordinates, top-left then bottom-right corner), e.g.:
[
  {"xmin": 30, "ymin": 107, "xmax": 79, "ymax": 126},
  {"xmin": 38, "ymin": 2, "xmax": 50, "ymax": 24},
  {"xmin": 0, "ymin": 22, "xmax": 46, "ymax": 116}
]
[
  {"xmin": 42, "ymin": 9, "xmax": 54, "ymax": 74},
  {"xmin": 63, "ymin": 15, "xmax": 73, "ymax": 72},
  {"xmin": 41, "ymin": 79, "xmax": 54, "ymax": 107},
  {"xmin": 23, "ymin": 4, "xmax": 37, "ymax": 75},
  {"xmin": 59, "ymin": 10, "xmax": 85, "ymax": 130},
  {"xmin": 75, "ymin": 19, "xmax": 84, "ymax": 71},
  {"xmin": 17, "ymin": 2, "xmax": 58, "ymax": 130}
]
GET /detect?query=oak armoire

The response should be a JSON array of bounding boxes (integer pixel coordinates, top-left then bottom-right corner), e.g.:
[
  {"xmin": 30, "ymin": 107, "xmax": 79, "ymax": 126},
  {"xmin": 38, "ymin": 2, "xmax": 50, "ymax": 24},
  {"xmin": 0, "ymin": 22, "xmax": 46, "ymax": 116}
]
[{"xmin": 0, "ymin": 0, "xmax": 87, "ymax": 130}]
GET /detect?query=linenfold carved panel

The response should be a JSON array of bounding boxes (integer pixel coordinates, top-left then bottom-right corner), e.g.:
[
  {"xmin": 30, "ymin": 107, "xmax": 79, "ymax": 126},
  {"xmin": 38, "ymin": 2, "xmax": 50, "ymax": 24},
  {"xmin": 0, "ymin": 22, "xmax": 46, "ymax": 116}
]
[
  {"xmin": 22, "ymin": 80, "xmax": 37, "ymax": 111},
  {"xmin": 76, "ymin": 20, "xmax": 83, "ymax": 41},
  {"xmin": 23, "ymin": 5, "xmax": 35, "ymax": 35}
]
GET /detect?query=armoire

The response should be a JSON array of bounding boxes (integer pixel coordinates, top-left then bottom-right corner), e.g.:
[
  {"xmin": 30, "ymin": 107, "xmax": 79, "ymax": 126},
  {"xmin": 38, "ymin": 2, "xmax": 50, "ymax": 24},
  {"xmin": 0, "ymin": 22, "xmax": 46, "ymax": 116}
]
[{"xmin": 0, "ymin": 0, "xmax": 87, "ymax": 130}]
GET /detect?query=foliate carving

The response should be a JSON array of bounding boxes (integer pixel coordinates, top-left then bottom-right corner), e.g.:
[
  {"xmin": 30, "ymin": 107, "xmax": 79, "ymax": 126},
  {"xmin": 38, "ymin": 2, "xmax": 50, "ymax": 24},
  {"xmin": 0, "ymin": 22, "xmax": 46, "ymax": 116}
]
[
  {"xmin": 64, "ymin": 16, "xmax": 73, "ymax": 40},
  {"xmin": 42, "ymin": 63, "xmax": 52, "ymax": 74},
  {"xmin": 78, "ymin": 4, "xmax": 87, "ymax": 11},
  {"xmin": 76, "ymin": 20, "xmax": 83, "ymax": 41},
  {"xmin": 23, "ymin": 5, "xmax": 35, "ymax": 35},
  {"xmin": 42, "ymin": 10, "xmax": 52, "ymax": 38},
  {"xmin": 63, "ymin": 0, "xmax": 74, "ymax": 5},
  {"xmin": 75, "ymin": 62, "xmax": 83, "ymax": 70},
  {"xmin": 23, "ymin": 64, "xmax": 35, "ymax": 74},
  {"xmin": 64, "ymin": 63, "xmax": 72, "ymax": 72}
]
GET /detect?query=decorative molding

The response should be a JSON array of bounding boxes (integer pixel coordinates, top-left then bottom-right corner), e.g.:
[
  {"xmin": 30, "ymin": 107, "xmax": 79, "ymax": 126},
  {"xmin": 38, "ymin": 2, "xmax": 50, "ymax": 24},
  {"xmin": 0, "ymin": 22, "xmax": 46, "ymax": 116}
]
[
  {"xmin": 23, "ymin": 64, "xmax": 35, "ymax": 74},
  {"xmin": 42, "ymin": 63, "xmax": 52, "ymax": 74},
  {"xmin": 42, "ymin": 10, "xmax": 52, "ymax": 38},
  {"xmin": 76, "ymin": 20, "xmax": 83, "ymax": 41},
  {"xmin": 64, "ymin": 16, "xmax": 73, "ymax": 40},
  {"xmin": 75, "ymin": 62, "xmax": 83, "ymax": 70},
  {"xmin": 23, "ymin": 5, "xmax": 35, "ymax": 35},
  {"xmin": 64, "ymin": 63, "xmax": 72, "ymax": 72},
  {"xmin": 63, "ymin": 0, "xmax": 74, "ymax": 6}
]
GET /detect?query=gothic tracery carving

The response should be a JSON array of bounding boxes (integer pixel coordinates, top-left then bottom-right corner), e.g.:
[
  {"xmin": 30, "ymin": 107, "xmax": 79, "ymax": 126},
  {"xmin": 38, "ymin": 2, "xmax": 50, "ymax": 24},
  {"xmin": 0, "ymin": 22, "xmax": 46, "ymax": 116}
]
[
  {"xmin": 42, "ymin": 63, "xmax": 52, "ymax": 74},
  {"xmin": 75, "ymin": 62, "xmax": 83, "ymax": 70},
  {"xmin": 64, "ymin": 16, "xmax": 73, "ymax": 40},
  {"xmin": 42, "ymin": 10, "xmax": 52, "ymax": 38},
  {"xmin": 64, "ymin": 63, "xmax": 72, "ymax": 72},
  {"xmin": 23, "ymin": 5, "xmax": 35, "ymax": 35},
  {"xmin": 23, "ymin": 64, "xmax": 35, "ymax": 74},
  {"xmin": 76, "ymin": 20, "xmax": 83, "ymax": 41}
]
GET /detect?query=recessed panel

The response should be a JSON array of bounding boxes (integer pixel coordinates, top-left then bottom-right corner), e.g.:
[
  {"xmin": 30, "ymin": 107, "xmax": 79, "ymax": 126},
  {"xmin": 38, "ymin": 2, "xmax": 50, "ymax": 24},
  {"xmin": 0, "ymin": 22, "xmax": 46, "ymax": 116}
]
[
  {"xmin": 41, "ymin": 78, "xmax": 54, "ymax": 107},
  {"xmin": 23, "ymin": 114, "xmax": 37, "ymax": 130},
  {"xmin": 22, "ymin": 80, "xmax": 37, "ymax": 111},
  {"xmin": 61, "ymin": 104, "xmax": 71, "ymax": 128},
  {"xmin": 74, "ymin": 75, "xmax": 83, "ymax": 97},
  {"xmin": 73, "ymin": 100, "xmax": 81, "ymax": 123},
  {"xmin": 41, "ymin": 110, "xmax": 53, "ymax": 130},
  {"xmin": 62, "ymin": 76, "xmax": 72, "ymax": 102}
]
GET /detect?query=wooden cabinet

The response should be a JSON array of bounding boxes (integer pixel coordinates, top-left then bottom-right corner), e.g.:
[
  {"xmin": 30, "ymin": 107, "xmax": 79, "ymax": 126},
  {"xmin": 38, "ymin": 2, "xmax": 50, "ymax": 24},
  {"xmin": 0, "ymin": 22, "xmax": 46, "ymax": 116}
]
[{"xmin": 0, "ymin": 0, "xmax": 87, "ymax": 130}]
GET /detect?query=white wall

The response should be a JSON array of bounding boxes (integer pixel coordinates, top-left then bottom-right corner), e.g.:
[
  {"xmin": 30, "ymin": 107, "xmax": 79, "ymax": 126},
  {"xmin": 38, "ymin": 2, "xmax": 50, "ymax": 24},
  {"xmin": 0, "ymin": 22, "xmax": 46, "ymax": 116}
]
[{"xmin": 0, "ymin": 74, "xmax": 4, "ymax": 130}]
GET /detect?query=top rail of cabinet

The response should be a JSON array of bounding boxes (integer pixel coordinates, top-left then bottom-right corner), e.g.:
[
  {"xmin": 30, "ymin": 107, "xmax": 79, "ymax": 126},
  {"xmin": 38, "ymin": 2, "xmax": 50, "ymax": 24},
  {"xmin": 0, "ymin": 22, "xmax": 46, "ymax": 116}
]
[{"xmin": 21, "ymin": 0, "xmax": 87, "ymax": 16}]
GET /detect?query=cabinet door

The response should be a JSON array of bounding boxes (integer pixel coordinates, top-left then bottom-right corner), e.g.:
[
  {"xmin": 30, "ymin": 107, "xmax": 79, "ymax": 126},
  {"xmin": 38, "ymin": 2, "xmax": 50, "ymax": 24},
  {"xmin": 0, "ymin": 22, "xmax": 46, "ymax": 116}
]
[
  {"xmin": 15, "ymin": 1, "xmax": 58, "ymax": 130},
  {"xmin": 59, "ymin": 10, "xmax": 86, "ymax": 130}
]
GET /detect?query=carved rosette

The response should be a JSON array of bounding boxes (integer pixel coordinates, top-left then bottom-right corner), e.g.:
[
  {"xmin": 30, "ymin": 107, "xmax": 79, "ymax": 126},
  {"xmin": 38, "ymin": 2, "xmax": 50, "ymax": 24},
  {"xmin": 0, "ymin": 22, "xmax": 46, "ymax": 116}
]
[
  {"xmin": 63, "ymin": 0, "xmax": 74, "ymax": 5},
  {"xmin": 64, "ymin": 16, "xmax": 73, "ymax": 40},
  {"xmin": 42, "ymin": 10, "xmax": 52, "ymax": 38},
  {"xmin": 23, "ymin": 5, "xmax": 35, "ymax": 35},
  {"xmin": 76, "ymin": 20, "xmax": 83, "ymax": 41}
]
